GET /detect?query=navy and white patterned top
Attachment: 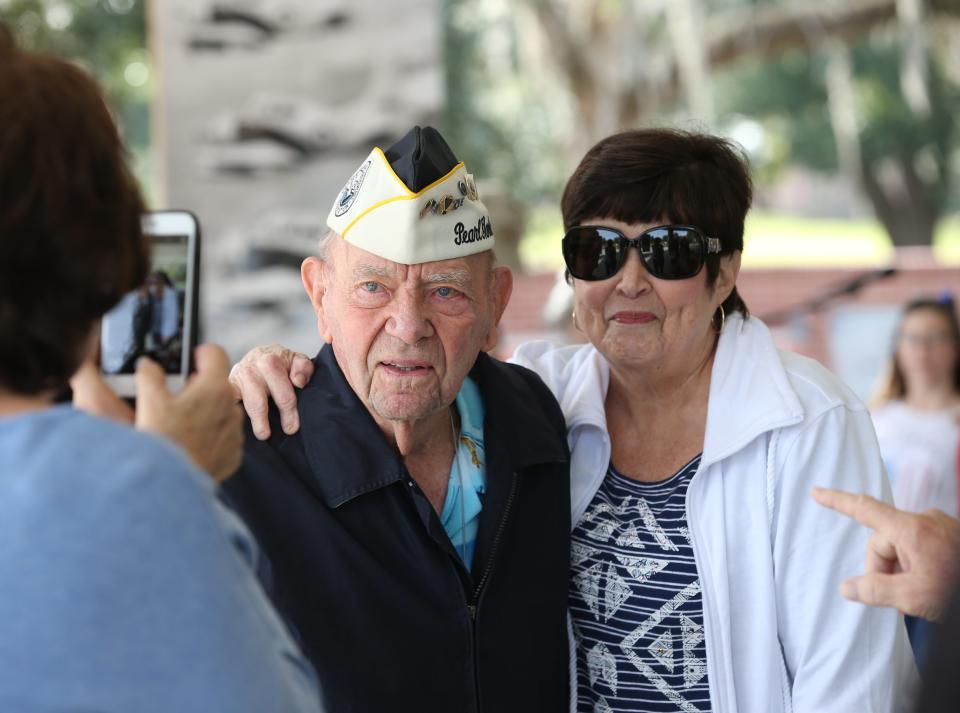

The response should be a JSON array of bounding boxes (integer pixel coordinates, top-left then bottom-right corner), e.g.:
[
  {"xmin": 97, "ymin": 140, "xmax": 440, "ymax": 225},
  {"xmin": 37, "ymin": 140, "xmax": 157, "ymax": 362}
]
[{"xmin": 569, "ymin": 455, "xmax": 711, "ymax": 713}]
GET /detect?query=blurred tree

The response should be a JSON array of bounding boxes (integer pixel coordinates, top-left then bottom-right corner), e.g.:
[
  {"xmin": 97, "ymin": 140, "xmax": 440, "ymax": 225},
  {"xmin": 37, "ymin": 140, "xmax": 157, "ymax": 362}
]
[
  {"xmin": 0, "ymin": 0, "xmax": 151, "ymax": 196},
  {"xmin": 442, "ymin": 0, "xmax": 507, "ymax": 187},
  {"xmin": 521, "ymin": 0, "xmax": 960, "ymax": 148},
  {"xmin": 443, "ymin": 0, "xmax": 572, "ymax": 205},
  {"xmin": 448, "ymin": 0, "xmax": 960, "ymax": 247},
  {"xmin": 719, "ymin": 32, "xmax": 958, "ymax": 246}
]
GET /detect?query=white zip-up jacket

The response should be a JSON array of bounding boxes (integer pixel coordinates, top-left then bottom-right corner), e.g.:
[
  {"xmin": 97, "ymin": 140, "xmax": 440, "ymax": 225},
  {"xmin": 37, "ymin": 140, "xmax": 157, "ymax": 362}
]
[{"xmin": 512, "ymin": 313, "xmax": 918, "ymax": 713}]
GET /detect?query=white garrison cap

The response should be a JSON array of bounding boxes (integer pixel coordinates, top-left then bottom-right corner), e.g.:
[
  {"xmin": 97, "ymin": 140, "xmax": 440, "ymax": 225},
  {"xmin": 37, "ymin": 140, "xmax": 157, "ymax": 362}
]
[{"xmin": 326, "ymin": 126, "xmax": 494, "ymax": 264}]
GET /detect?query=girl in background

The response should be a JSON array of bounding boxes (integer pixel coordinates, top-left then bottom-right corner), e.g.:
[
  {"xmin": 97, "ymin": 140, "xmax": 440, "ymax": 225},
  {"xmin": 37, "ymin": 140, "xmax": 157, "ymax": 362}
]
[
  {"xmin": 871, "ymin": 295, "xmax": 960, "ymax": 666},
  {"xmin": 872, "ymin": 296, "xmax": 960, "ymax": 518}
]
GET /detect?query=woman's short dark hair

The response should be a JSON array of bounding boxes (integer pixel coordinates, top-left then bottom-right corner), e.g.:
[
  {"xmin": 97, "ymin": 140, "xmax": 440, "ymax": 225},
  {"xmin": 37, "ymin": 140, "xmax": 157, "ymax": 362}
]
[
  {"xmin": 0, "ymin": 25, "xmax": 149, "ymax": 395},
  {"xmin": 561, "ymin": 128, "xmax": 752, "ymax": 318}
]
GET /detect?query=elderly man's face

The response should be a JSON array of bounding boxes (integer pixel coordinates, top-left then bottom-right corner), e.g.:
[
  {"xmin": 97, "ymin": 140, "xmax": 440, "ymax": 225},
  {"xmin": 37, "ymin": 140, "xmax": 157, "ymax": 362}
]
[{"xmin": 302, "ymin": 238, "xmax": 512, "ymax": 424}]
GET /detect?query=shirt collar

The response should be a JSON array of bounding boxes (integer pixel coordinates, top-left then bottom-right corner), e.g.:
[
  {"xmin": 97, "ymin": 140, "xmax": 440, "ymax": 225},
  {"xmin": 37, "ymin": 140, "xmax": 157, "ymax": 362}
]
[
  {"xmin": 297, "ymin": 346, "xmax": 405, "ymax": 508},
  {"xmin": 296, "ymin": 346, "xmax": 566, "ymax": 508},
  {"xmin": 467, "ymin": 351, "xmax": 567, "ymax": 470}
]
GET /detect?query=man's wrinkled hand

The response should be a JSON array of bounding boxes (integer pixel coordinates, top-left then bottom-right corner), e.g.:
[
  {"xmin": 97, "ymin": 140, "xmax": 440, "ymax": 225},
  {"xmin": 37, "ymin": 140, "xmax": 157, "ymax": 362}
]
[
  {"xmin": 229, "ymin": 344, "xmax": 312, "ymax": 440},
  {"xmin": 813, "ymin": 487, "xmax": 960, "ymax": 622}
]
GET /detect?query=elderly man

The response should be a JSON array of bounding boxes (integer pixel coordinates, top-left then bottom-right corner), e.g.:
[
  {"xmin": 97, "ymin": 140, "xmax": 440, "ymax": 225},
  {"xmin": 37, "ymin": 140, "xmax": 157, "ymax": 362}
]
[{"xmin": 224, "ymin": 127, "xmax": 570, "ymax": 713}]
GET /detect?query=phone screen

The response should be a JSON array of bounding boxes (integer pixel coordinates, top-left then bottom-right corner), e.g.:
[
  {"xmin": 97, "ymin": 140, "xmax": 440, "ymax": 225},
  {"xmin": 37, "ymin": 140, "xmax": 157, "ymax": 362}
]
[{"xmin": 100, "ymin": 233, "xmax": 190, "ymax": 376}]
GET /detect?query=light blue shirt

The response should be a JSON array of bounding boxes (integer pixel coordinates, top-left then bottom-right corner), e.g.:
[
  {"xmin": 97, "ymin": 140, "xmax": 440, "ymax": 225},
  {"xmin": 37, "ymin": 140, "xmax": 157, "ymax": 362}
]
[
  {"xmin": 0, "ymin": 406, "xmax": 322, "ymax": 713},
  {"xmin": 100, "ymin": 291, "xmax": 143, "ymax": 373},
  {"xmin": 440, "ymin": 376, "xmax": 486, "ymax": 569}
]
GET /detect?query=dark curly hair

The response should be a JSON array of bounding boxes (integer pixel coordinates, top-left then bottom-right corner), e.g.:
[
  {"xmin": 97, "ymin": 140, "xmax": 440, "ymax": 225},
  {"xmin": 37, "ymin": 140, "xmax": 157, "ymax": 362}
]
[
  {"xmin": 561, "ymin": 128, "xmax": 752, "ymax": 318},
  {"xmin": 0, "ymin": 24, "xmax": 149, "ymax": 395}
]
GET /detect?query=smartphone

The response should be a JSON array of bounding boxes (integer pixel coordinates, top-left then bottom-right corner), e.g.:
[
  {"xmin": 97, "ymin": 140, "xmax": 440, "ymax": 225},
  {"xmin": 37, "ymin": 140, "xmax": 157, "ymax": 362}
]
[{"xmin": 99, "ymin": 210, "xmax": 201, "ymax": 397}]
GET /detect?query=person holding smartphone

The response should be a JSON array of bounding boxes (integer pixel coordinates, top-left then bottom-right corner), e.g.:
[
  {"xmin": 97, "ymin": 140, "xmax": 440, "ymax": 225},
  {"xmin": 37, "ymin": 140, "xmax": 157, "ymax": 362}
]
[{"xmin": 0, "ymin": 26, "xmax": 322, "ymax": 713}]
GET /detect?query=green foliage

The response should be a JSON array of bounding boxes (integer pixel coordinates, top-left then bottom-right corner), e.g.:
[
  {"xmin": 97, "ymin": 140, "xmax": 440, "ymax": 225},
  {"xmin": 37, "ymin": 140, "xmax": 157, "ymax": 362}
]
[
  {"xmin": 717, "ymin": 33, "xmax": 959, "ymax": 214},
  {"xmin": 852, "ymin": 39, "xmax": 958, "ymax": 211},
  {"xmin": 0, "ymin": 0, "xmax": 150, "ymax": 191},
  {"xmin": 441, "ymin": 0, "xmax": 499, "ymax": 180},
  {"xmin": 719, "ymin": 51, "xmax": 837, "ymax": 174},
  {"xmin": 442, "ymin": 0, "xmax": 958, "ymax": 246},
  {"xmin": 442, "ymin": 0, "xmax": 568, "ymax": 204}
]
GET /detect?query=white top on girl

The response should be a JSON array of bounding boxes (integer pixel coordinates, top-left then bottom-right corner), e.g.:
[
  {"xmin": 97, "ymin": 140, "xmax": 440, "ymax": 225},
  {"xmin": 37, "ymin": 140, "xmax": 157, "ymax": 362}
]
[{"xmin": 872, "ymin": 400, "xmax": 960, "ymax": 518}]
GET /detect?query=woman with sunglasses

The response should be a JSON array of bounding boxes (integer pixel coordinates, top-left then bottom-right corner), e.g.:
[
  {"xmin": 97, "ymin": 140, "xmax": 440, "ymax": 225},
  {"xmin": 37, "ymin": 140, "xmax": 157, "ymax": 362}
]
[
  {"xmin": 512, "ymin": 128, "xmax": 915, "ymax": 712},
  {"xmin": 229, "ymin": 128, "xmax": 917, "ymax": 712}
]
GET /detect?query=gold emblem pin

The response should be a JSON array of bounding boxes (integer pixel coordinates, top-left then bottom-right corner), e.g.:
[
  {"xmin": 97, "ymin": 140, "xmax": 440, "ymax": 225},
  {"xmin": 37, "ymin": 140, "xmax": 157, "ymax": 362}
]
[{"xmin": 436, "ymin": 195, "xmax": 456, "ymax": 215}]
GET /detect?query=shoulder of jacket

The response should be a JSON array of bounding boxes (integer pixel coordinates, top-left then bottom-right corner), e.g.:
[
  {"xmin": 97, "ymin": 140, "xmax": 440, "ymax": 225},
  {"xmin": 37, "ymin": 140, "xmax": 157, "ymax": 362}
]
[
  {"xmin": 510, "ymin": 341, "xmax": 595, "ymax": 392},
  {"xmin": 487, "ymin": 358, "xmax": 568, "ymax": 435},
  {"xmin": 777, "ymin": 348, "xmax": 867, "ymax": 421}
]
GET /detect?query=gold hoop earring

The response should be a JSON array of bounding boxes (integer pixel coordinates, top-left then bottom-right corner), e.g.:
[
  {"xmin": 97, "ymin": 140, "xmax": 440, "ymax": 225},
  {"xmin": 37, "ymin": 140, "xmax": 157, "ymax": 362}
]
[
  {"xmin": 572, "ymin": 309, "xmax": 579, "ymax": 331},
  {"xmin": 714, "ymin": 304, "xmax": 726, "ymax": 333}
]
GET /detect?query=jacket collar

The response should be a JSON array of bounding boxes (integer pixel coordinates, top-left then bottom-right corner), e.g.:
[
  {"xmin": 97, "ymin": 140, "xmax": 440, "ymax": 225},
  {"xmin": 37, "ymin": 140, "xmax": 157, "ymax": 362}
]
[
  {"xmin": 297, "ymin": 346, "xmax": 566, "ymax": 508},
  {"xmin": 700, "ymin": 313, "xmax": 804, "ymax": 467},
  {"xmin": 553, "ymin": 347, "xmax": 610, "ymax": 434},
  {"xmin": 562, "ymin": 314, "xmax": 804, "ymax": 468},
  {"xmin": 469, "ymin": 350, "xmax": 568, "ymax": 470},
  {"xmin": 296, "ymin": 345, "xmax": 405, "ymax": 508}
]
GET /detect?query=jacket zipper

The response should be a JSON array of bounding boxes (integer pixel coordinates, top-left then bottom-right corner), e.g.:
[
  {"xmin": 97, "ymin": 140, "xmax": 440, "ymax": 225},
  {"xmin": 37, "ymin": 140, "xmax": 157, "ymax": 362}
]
[
  {"xmin": 469, "ymin": 471, "xmax": 519, "ymax": 616},
  {"xmin": 467, "ymin": 471, "xmax": 519, "ymax": 712}
]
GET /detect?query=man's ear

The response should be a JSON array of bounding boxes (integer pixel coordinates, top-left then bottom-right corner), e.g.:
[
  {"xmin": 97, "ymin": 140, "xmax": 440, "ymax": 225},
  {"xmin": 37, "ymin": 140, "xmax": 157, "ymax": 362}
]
[
  {"xmin": 482, "ymin": 265, "xmax": 514, "ymax": 352},
  {"xmin": 714, "ymin": 250, "xmax": 742, "ymax": 307},
  {"xmin": 301, "ymin": 256, "xmax": 333, "ymax": 344}
]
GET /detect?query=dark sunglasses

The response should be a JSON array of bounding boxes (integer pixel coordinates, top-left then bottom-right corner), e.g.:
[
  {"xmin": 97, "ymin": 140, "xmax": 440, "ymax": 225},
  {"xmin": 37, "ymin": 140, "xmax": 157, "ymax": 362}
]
[{"xmin": 562, "ymin": 224, "xmax": 722, "ymax": 281}]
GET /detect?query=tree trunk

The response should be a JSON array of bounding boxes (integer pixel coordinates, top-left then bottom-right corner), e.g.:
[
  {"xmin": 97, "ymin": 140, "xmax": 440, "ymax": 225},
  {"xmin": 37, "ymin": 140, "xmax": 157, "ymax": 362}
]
[
  {"xmin": 872, "ymin": 202, "xmax": 938, "ymax": 248},
  {"xmin": 860, "ymin": 155, "xmax": 939, "ymax": 246}
]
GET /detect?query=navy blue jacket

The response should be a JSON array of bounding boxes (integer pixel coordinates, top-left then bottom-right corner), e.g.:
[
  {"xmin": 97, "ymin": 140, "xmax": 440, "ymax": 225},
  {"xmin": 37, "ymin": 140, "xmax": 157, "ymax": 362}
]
[{"xmin": 223, "ymin": 346, "xmax": 571, "ymax": 713}]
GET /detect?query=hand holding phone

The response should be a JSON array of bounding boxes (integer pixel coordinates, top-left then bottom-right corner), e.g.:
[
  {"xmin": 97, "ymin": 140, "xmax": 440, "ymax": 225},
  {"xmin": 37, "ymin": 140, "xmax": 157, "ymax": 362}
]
[
  {"xmin": 99, "ymin": 211, "xmax": 200, "ymax": 396},
  {"xmin": 72, "ymin": 345, "xmax": 244, "ymax": 482}
]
